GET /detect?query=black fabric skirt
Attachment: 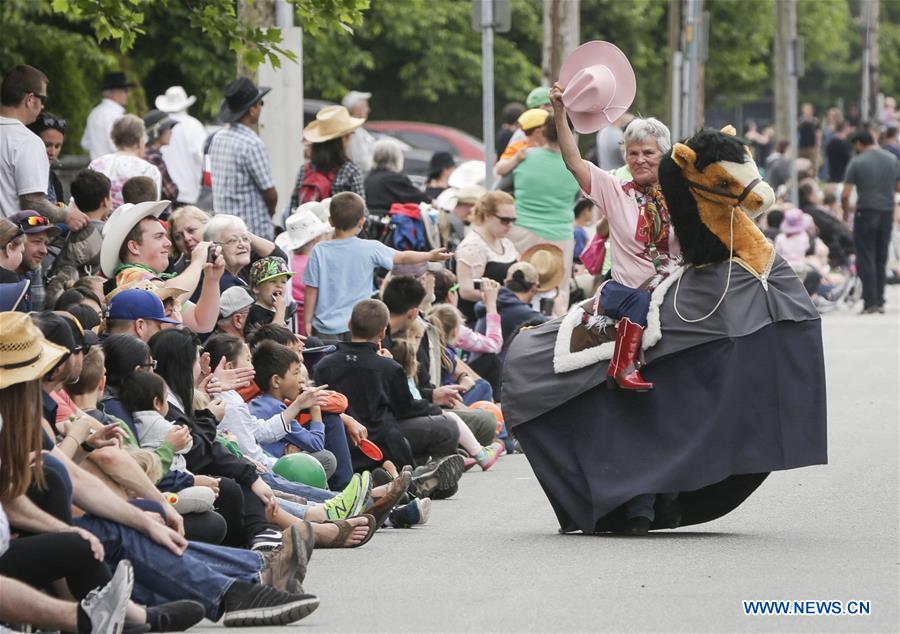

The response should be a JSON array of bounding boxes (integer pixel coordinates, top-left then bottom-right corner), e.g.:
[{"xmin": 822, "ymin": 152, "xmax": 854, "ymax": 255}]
[{"xmin": 514, "ymin": 319, "xmax": 828, "ymax": 534}]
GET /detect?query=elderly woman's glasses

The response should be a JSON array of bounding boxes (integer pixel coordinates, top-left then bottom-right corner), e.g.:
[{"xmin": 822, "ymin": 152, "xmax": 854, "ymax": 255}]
[{"xmin": 219, "ymin": 234, "xmax": 252, "ymax": 248}]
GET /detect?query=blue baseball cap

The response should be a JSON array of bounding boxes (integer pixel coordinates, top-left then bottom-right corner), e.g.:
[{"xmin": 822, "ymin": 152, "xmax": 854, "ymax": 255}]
[{"xmin": 106, "ymin": 288, "xmax": 180, "ymax": 324}]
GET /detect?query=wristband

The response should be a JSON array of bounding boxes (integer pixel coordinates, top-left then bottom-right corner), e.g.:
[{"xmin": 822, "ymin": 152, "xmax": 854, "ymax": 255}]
[{"xmin": 80, "ymin": 440, "xmax": 94, "ymax": 453}]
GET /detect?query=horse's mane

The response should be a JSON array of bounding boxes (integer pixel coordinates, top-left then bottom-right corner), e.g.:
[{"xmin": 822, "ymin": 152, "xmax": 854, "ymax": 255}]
[
  {"xmin": 658, "ymin": 147, "xmax": 731, "ymax": 265},
  {"xmin": 685, "ymin": 129, "xmax": 749, "ymax": 170}
]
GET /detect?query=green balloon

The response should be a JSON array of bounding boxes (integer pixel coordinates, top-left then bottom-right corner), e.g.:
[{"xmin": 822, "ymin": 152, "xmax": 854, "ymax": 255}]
[{"xmin": 273, "ymin": 453, "xmax": 327, "ymax": 489}]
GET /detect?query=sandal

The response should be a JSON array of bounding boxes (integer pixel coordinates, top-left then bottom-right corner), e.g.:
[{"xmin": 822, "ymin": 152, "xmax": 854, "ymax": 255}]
[{"xmin": 318, "ymin": 514, "xmax": 377, "ymax": 549}]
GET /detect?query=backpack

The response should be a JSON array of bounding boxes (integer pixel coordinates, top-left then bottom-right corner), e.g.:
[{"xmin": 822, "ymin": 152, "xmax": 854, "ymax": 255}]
[
  {"xmin": 389, "ymin": 203, "xmax": 429, "ymax": 251},
  {"xmin": 297, "ymin": 163, "xmax": 336, "ymax": 204}
]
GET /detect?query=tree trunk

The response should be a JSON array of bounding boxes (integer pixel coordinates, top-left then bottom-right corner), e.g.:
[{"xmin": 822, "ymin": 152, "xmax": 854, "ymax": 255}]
[
  {"xmin": 237, "ymin": 0, "xmax": 276, "ymax": 78},
  {"xmin": 774, "ymin": 0, "xmax": 796, "ymax": 143},
  {"xmin": 542, "ymin": 0, "xmax": 580, "ymax": 84}
]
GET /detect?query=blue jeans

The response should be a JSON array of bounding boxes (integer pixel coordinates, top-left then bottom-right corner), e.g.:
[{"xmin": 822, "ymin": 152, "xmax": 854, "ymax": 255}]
[
  {"xmin": 261, "ymin": 470, "xmax": 335, "ymax": 503},
  {"xmin": 74, "ymin": 515, "xmax": 262, "ymax": 620},
  {"xmin": 600, "ymin": 281, "xmax": 652, "ymax": 327},
  {"xmin": 323, "ymin": 413, "xmax": 354, "ymax": 490},
  {"xmin": 461, "ymin": 378, "xmax": 493, "ymax": 406}
]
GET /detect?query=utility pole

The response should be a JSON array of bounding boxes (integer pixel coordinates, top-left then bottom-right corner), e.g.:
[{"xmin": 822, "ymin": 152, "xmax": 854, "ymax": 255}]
[
  {"xmin": 775, "ymin": 0, "xmax": 802, "ymax": 205},
  {"xmin": 541, "ymin": 0, "xmax": 580, "ymax": 86},
  {"xmin": 666, "ymin": 0, "xmax": 682, "ymax": 138},
  {"xmin": 678, "ymin": 0, "xmax": 706, "ymax": 136},
  {"xmin": 861, "ymin": 0, "xmax": 880, "ymax": 124}
]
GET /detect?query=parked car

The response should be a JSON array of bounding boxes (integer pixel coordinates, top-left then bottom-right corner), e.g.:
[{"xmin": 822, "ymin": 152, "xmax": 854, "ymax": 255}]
[
  {"xmin": 364, "ymin": 121, "xmax": 484, "ymax": 160},
  {"xmin": 301, "ymin": 100, "xmax": 479, "ymax": 184}
]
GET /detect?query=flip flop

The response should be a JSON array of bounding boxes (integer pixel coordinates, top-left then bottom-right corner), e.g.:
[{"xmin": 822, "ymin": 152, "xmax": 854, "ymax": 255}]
[{"xmin": 318, "ymin": 514, "xmax": 377, "ymax": 549}]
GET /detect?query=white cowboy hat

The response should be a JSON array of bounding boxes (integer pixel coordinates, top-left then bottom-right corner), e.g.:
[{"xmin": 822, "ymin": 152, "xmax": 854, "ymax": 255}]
[
  {"xmin": 558, "ymin": 41, "xmax": 637, "ymax": 134},
  {"xmin": 100, "ymin": 200, "xmax": 170, "ymax": 278},
  {"xmin": 275, "ymin": 212, "xmax": 332, "ymax": 252},
  {"xmin": 155, "ymin": 86, "xmax": 197, "ymax": 113},
  {"xmin": 448, "ymin": 160, "xmax": 486, "ymax": 189},
  {"xmin": 292, "ymin": 199, "xmax": 331, "ymax": 224},
  {"xmin": 303, "ymin": 105, "xmax": 366, "ymax": 143}
]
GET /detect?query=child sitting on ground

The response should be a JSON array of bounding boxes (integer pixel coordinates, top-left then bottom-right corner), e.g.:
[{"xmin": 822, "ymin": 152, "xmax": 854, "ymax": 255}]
[
  {"xmin": 246, "ymin": 256, "xmax": 296, "ymax": 333},
  {"xmin": 120, "ymin": 370, "xmax": 194, "ymax": 473},
  {"xmin": 303, "ymin": 191, "xmax": 451, "ymax": 341},
  {"xmin": 248, "ymin": 340, "xmax": 337, "ymax": 477},
  {"xmin": 390, "ymin": 336, "xmax": 499, "ymax": 472}
]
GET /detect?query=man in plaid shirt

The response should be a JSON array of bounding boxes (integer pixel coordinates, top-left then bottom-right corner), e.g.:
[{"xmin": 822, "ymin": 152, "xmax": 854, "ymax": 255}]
[{"xmin": 209, "ymin": 78, "xmax": 278, "ymax": 239}]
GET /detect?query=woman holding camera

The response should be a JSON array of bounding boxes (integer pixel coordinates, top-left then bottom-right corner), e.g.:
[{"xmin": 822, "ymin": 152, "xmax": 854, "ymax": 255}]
[{"xmin": 454, "ymin": 191, "xmax": 520, "ymax": 323}]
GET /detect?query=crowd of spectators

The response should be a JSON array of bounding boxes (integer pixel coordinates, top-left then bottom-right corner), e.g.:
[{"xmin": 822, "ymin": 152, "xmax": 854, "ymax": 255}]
[{"xmin": 0, "ymin": 59, "xmax": 898, "ymax": 631}]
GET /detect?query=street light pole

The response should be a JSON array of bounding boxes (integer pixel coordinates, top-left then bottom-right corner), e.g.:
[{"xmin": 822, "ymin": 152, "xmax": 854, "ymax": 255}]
[{"xmin": 481, "ymin": 0, "xmax": 495, "ymax": 189}]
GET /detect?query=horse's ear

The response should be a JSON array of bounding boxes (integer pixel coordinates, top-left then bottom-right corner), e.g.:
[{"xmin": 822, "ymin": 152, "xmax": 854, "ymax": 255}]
[
  {"xmin": 671, "ymin": 143, "xmax": 696, "ymax": 169},
  {"xmin": 721, "ymin": 124, "xmax": 736, "ymax": 136}
]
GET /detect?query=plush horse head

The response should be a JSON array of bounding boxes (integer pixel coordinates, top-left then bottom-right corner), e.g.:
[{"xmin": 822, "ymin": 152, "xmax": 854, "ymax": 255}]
[{"xmin": 658, "ymin": 126, "xmax": 775, "ymax": 275}]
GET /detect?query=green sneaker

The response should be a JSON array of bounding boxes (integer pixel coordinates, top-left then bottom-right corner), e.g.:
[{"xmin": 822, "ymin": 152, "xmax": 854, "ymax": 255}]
[{"xmin": 323, "ymin": 471, "xmax": 371, "ymax": 521}]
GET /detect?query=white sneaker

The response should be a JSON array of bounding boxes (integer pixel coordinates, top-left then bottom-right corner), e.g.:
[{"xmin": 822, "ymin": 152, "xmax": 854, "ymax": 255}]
[{"xmin": 80, "ymin": 560, "xmax": 134, "ymax": 634}]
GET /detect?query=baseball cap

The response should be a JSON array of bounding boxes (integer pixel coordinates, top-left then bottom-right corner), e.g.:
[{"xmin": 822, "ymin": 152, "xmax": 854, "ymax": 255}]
[
  {"xmin": 219, "ymin": 286, "xmax": 255, "ymax": 319},
  {"xmin": 106, "ymin": 289, "xmax": 180, "ymax": 324},
  {"xmin": 526, "ymin": 86, "xmax": 551, "ymax": 108},
  {"xmin": 65, "ymin": 304, "xmax": 102, "ymax": 333},
  {"xmin": 250, "ymin": 256, "xmax": 294, "ymax": 286},
  {"xmin": 518, "ymin": 108, "xmax": 550, "ymax": 132},
  {"xmin": 341, "ymin": 90, "xmax": 372, "ymax": 110},
  {"xmin": 9, "ymin": 211, "xmax": 61, "ymax": 237}
]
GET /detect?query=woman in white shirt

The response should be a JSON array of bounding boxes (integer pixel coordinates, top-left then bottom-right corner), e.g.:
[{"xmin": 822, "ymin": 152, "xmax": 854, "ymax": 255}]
[{"xmin": 88, "ymin": 114, "xmax": 161, "ymax": 209}]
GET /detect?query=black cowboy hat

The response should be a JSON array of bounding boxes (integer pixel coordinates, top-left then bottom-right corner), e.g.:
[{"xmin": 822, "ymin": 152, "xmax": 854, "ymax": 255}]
[
  {"xmin": 217, "ymin": 77, "xmax": 271, "ymax": 124},
  {"xmin": 102, "ymin": 72, "xmax": 135, "ymax": 91},
  {"xmin": 428, "ymin": 151, "xmax": 456, "ymax": 180}
]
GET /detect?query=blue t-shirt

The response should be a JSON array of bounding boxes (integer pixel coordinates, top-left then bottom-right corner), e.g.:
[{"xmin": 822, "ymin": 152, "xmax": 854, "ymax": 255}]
[{"xmin": 303, "ymin": 236, "xmax": 396, "ymax": 334}]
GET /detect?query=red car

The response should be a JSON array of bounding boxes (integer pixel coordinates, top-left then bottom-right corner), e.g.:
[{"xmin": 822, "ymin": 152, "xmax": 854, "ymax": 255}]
[{"xmin": 364, "ymin": 121, "xmax": 484, "ymax": 160}]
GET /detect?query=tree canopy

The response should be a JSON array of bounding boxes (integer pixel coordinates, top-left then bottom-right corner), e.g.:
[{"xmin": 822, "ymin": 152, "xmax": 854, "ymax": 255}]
[{"xmin": 1, "ymin": 0, "xmax": 896, "ymax": 155}]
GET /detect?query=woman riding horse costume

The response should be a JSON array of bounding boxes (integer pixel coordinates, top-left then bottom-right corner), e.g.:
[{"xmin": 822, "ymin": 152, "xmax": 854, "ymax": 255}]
[{"xmin": 503, "ymin": 42, "xmax": 827, "ymax": 536}]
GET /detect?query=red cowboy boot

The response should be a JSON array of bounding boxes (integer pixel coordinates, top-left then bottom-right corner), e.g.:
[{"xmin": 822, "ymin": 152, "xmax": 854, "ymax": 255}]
[{"xmin": 606, "ymin": 317, "xmax": 654, "ymax": 391}]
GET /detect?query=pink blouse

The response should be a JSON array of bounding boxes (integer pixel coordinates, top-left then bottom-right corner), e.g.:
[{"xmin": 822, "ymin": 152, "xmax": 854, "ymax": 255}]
[{"xmin": 582, "ymin": 161, "xmax": 681, "ymax": 288}]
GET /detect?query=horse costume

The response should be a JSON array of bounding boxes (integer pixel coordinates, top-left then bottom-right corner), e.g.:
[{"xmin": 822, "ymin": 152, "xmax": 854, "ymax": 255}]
[{"xmin": 503, "ymin": 128, "xmax": 827, "ymax": 535}]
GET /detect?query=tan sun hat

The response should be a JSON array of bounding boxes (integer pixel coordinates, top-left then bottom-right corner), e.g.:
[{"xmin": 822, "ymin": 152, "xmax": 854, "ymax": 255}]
[
  {"xmin": 0, "ymin": 312, "xmax": 69, "ymax": 389},
  {"xmin": 104, "ymin": 279, "xmax": 189, "ymax": 304},
  {"xmin": 303, "ymin": 105, "xmax": 366, "ymax": 143},
  {"xmin": 520, "ymin": 243, "xmax": 566, "ymax": 292}
]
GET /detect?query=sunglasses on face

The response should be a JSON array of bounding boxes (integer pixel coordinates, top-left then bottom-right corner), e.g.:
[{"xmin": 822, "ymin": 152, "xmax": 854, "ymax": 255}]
[
  {"xmin": 448, "ymin": 283, "xmax": 460, "ymax": 293},
  {"xmin": 140, "ymin": 359, "xmax": 158, "ymax": 370},
  {"xmin": 30, "ymin": 92, "xmax": 47, "ymax": 105},
  {"xmin": 493, "ymin": 215, "xmax": 517, "ymax": 226}
]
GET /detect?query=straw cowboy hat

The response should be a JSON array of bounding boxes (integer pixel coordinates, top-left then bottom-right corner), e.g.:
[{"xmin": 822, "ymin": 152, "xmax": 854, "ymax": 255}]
[
  {"xmin": 275, "ymin": 212, "xmax": 332, "ymax": 252},
  {"xmin": 155, "ymin": 86, "xmax": 197, "ymax": 113},
  {"xmin": 105, "ymin": 279, "xmax": 188, "ymax": 304},
  {"xmin": 520, "ymin": 243, "xmax": 566, "ymax": 292},
  {"xmin": 303, "ymin": 105, "xmax": 366, "ymax": 143},
  {"xmin": 0, "ymin": 312, "xmax": 69, "ymax": 389},
  {"xmin": 100, "ymin": 200, "xmax": 170, "ymax": 278},
  {"xmin": 558, "ymin": 41, "xmax": 636, "ymax": 134}
]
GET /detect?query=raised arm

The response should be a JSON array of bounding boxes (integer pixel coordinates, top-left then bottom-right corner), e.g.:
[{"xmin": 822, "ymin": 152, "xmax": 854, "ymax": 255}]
[{"xmin": 550, "ymin": 83, "xmax": 591, "ymax": 193}]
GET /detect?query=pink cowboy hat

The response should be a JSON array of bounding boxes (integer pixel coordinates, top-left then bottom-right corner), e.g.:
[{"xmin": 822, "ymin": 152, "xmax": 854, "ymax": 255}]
[{"xmin": 558, "ymin": 41, "xmax": 636, "ymax": 134}]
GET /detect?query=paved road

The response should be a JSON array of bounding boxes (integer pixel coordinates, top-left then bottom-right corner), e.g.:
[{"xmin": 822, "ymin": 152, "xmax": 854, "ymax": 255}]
[{"xmin": 203, "ymin": 287, "xmax": 899, "ymax": 633}]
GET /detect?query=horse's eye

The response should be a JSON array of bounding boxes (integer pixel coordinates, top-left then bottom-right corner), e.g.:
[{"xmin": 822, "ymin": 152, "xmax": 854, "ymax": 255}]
[{"xmin": 718, "ymin": 180, "xmax": 730, "ymax": 189}]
